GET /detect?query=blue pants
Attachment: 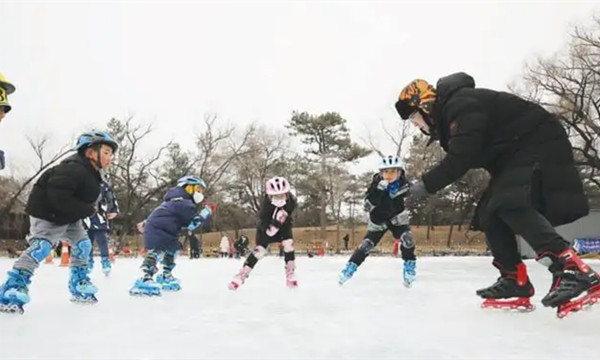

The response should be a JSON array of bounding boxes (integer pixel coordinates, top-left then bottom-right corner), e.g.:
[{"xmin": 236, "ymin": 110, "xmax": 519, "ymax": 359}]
[{"xmin": 87, "ymin": 229, "xmax": 109, "ymax": 258}]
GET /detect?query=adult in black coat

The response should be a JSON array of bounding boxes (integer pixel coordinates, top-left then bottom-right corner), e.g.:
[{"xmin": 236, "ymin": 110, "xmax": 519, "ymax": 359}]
[{"xmin": 395, "ymin": 73, "xmax": 598, "ymax": 313}]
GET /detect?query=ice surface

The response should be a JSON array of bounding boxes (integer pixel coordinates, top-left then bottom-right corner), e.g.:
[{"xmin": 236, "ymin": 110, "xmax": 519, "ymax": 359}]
[{"xmin": 1, "ymin": 256, "xmax": 599, "ymax": 360}]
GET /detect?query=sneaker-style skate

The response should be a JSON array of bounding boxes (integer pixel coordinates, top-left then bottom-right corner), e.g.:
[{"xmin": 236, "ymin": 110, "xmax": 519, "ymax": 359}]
[
  {"xmin": 101, "ymin": 257, "xmax": 111, "ymax": 276},
  {"xmin": 338, "ymin": 262, "xmax": 358, "ymax": 285},
  {"xmin": 0, "ymin": 269, "xmax": 32, "ymax": 314},
  {"xmin": 229, "ymin": 265, "xmax": 252, "ymax": 290},
  {"xmin": 403, "ymin": 260, "xmax": 416, "ymax": 288},
  {"xmin": 477, "ymin": 263, "xmax": 535, "ymax": 312},
  {"xmin": 541, "ymin": 249, "xmax": 600, "ymax": 318},
  {"xmin": 157, "ymin": 273, "xmax": 181, "ymax": 291},
  {"xmin": 129, "ymin": 276, "xmax": 161, "ymax": 296},
  {"xmin": 285, "ymin": 261, "xmax": 298, "ymax": 288},
  {"xmin": 69, "ymin": 266, "xmax": 98, "ymax": 304}
]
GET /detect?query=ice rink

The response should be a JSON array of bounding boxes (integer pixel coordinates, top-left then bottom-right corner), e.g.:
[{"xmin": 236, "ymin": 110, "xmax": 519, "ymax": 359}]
[{"xmin": 1, "ymin": 256, "xmax": 599, "ymax": 360}]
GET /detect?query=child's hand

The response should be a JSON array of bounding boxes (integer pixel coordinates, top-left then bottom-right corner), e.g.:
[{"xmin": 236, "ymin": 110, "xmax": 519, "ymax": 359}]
[
  {"xmin": 266, "ymin": 225, "xmax": 279, "ymax": 237},
  {"xmin": 136, "ymin": 221, "xmax": 145, "ymax": 234},
  {"xmin": 204, "ymin": 202, "xmax": 218, "ymax": 213},
  {"xmin": 377, "ymin": 180, "xmax": 389, "ymax": 191}
]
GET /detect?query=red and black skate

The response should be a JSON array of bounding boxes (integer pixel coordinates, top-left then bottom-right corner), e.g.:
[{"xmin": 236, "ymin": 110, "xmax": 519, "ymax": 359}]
[
  {"xmin": 556, "ymin": 284, "xmax": 600, "ymax": 318},
  {"xmin": 478, "ymin": 262, "xmax": 535, "ymax": 312},
  {"xmin": 481, "ymin": 297, "xmax": 535, "ymax": 312},
  {"xmin": 541, "ymin": 249, "xmax": 600, "ymax": 318}
]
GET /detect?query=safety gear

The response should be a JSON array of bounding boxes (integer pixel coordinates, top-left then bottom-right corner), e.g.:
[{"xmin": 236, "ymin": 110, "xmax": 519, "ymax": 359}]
[
  {"xmin": 176, "ymin": 175, "xmax": 207, "ymax": 189},
  {"xmin": 266, "ymin": 176, "xmax": 291, "ymax": 195},
  {"xmin": 378, "ymin": 155, "xmax": 404, "ymax": 171},
  {"xmin": 0, "ymin": 72, "xmax": 15, "ymax": 113},
  {"xmin": 75, "ymin": 131, "xmax": 119, "ymax": 152},
  {"xmin": 270, "ymin": 194, "xmax": 287, "ymax": 207},
  {"xmin": 395, "ymin": 79, "xmax": 436, "ymax": 119},
  {"xmin": 408, "ymin": 110, "xmax": 431, "ymax": 135},
  {"xmin": 192, "ymin": 192, "xmax": 204, "ymax": 204}
]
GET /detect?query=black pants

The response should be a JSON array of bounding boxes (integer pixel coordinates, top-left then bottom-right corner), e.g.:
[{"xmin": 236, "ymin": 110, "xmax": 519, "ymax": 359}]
[
  {"xmin": 244, "ymin": 227, "xmax": 294, "ymax": 268},
  {"xmin": 349, "ymin": 222, "xmax": 415, "ymax": 266},
  {"xmin": 485, "ymin": 207, "xmax": 569, "ymax": 272}
]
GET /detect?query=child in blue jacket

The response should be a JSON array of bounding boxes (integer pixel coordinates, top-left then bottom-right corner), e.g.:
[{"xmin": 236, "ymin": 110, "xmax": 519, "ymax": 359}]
[{"xmin": 129, "ymin": 175, "xmax": 214, "ymax": 296}]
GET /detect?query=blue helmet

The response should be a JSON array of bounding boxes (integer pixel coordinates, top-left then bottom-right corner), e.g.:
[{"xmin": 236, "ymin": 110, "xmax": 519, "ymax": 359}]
[
  {"xmin": 75, "ymin": 131, "xmax": 119, "ymax": 152},
  {"xmin": 177, "ymin": 175, "xmax": 206, "ymax": 188},
  {"xmin": 378, "ymin": 155, "xmax": 405, "ymax": 171}
]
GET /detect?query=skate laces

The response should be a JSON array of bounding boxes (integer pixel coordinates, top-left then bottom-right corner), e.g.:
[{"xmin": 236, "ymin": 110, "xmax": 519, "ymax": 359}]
[
  {"xmin": 285, "ymin": 262, "xmax": 295, "ymax": 276},
  {"xmin": 343, "ymin": 262, "xmax": 358, "ymax": 276},
  {"xmin": 72, "ymin": 267, "xmax": 91, "ymax": 285},
  {"xmin": 6, "ymin": 270, "xmax": 31, "ymax": 289},
  {"xmin": 404, "ymin": 260, "xmax": 416, "ymax": 274}
]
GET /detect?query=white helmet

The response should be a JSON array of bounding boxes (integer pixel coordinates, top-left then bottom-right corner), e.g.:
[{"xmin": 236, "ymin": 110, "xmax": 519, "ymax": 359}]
[
  {"xmin": 378, "ymin": 155, "xmax": 404, "ymax": 171},
  {"xmin": 265, "ymin": 176, "xmax": 291, "ymax": 195}
]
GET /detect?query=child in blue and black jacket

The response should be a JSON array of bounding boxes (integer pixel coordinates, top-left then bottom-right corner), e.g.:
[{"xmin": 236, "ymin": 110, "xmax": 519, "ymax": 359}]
[{"xmin": 129, "ymin": 175, "xmax": 215, "ymax": 296}]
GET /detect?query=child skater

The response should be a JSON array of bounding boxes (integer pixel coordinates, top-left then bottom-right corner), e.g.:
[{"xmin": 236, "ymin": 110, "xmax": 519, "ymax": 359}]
[
  {"xmin": 130, "ymin": 175, "xmax": 215, "ymax": 296},
  {"xmin": 338, "ymin": 155, "xmax": 417, "ymax": 287},
  {"xmin": 229, "ymin": 176, "xmax": 298, "ymax": 290}
]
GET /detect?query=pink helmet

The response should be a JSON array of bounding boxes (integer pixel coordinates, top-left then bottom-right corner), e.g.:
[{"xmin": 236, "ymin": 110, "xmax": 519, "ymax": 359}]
[{"xmin": 266, "ymin": 176, "xmax": 291, "ymax": 195}]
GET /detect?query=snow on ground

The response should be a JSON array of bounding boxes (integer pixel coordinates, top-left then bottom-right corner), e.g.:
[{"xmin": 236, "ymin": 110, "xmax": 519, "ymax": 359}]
[{"xmin": 1, "ymin": 256, "xmax": 599, "ymax": 360}]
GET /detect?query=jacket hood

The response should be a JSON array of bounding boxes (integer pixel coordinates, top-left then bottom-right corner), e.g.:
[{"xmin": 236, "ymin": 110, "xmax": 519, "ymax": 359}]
[{"xmin": 435, "ymin": 72, "xmax": 476, "ymax": 108}]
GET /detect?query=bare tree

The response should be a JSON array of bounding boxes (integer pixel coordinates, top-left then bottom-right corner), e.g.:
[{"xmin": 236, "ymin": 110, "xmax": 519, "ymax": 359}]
[
  {"xmin": 1, "ymin": 135, "xmax": 71, "ymax": 215},
  {"xmin": 229, "ymin": 125, "xmax": 289, "ymax": 214},
  {"xmin": 194, "ymin": 114, "xmax": 255, "ymax": 195},
  {"xmin": 513, "ymin": 17, "xmax": 600, "ymax": 190},
  {"xmin": 106, "ymin": 117, "xmax": 174, "ymax": 244},
  {"xmin": 362, "ymin": 118, "xmax": 414, "ymax": 157}
]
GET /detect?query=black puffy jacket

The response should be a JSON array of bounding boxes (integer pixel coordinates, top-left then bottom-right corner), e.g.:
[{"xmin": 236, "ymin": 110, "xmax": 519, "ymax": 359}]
[
  {"xmin": 422, "ymin": 72, "xmax": 589, "ymax": 229},
  {"xmin": 365, "ymin": 173, "xmax": 409, "ymax": 225},
  {"xmin": 256, "ymin": 193, "xmax": 296, "ymax": 233},
  {"xmin": 26, "ymin": 153, "xmax": 101, "ymax": 225}
]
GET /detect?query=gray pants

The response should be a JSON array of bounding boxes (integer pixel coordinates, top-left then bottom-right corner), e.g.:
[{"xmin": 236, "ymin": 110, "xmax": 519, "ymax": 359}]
[{"xmin": 14, "ymin": 216, "xmax": 91, "ymax": 273}]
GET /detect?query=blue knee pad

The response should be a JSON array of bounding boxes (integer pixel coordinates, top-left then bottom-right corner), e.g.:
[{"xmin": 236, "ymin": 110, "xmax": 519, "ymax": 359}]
[
  {"xmin": 71, "ymin": 238, "xmax": 92, "ymax": 260},
  {"xmin": 26, "ymin": 238, "xmax": 52, "ymax": 263}
]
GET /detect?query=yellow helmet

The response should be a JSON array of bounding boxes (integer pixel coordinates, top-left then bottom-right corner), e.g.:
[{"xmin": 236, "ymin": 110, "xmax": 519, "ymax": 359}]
[
  {"xmin": 395, "ymin": 79, "xmax": 436, "ymax": 119},
  {"xmin": 0, "ymin": 72, "xmax": 16, "ymax": 113}
]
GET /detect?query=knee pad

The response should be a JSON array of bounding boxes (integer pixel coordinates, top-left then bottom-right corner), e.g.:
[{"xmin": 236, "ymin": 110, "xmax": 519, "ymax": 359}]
[
  {"xmin": 281, "ymin": 239, "xmax": 294, "ymax": 252},
  {"xmin": 400, "ymin": 231, "xmax": 415, "ymax": 249},
  {"xmin": 26, "ymin": 238, "xmax": 52, "ymax": 263},
  {"xmin": 252, "ymin": 246, "xmax": 267, "ymax": 260},
  {"xmin": 142, "ymin": 250, "xmax": 160, "ymax": 274},
  {"xmin": 162, "ymin": 250, "xmax": 176, "ymax": 271},
  {"xmin": 71, "ymin": 238, "xmax": 92, "ymax": 260},
  {"xmin": 358, "ymin": 238, "xmax": 375, "ymax": 255}
]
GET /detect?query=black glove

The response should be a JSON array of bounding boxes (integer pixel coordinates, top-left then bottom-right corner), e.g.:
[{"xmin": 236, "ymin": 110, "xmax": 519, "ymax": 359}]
[{"xmin": 0, "ymin": 150, "xmax": 5, "ymax": 170}]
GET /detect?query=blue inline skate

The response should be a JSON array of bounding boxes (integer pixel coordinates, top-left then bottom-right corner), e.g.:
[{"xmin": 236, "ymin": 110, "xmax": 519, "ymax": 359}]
[
  {"xmin": 100, "ymin": 257, "xmax": 111, "ymax": 276},
  {"xmin": 403, "ymin": 260, "xmax": 416, "ymax": 288},
  {"xmin": 0, "ymin": 269, "xmax": 32, "ymax": 314},
  {"xmin": 156, "ymin": 272, "xmax": 181, "ymax": 291},
  {"xmin": 69, "ymin": 266, "xmax": 98, "ymax": 303},
  {"xmin": 129, "ymin": 275, "xmax": 161, "ymax": 296},
  {"xmin": 338, "ymin": 262, "xmax": 358, "ymax": 285}
]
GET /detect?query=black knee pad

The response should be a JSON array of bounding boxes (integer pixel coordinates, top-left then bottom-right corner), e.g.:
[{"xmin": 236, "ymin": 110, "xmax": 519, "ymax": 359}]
[
  {"xmin": 358, "ymin": 238, "xmax": 375, "ymax": 255},
  {"xmin": 400, "ymin": 231, "xmax": 415, "ymax": 249}
]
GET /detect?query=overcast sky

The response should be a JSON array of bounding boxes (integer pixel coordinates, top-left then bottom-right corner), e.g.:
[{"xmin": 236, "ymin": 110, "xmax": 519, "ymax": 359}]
[{"xmin": 0, "ymin": 0, "xmax": 598, "ymax": 176}]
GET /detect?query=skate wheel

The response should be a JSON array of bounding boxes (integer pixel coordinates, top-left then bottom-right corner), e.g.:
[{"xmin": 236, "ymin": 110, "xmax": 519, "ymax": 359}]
[{"xmin": 228, "ymin": 282, "xmax": 239, "ymax": 290}]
